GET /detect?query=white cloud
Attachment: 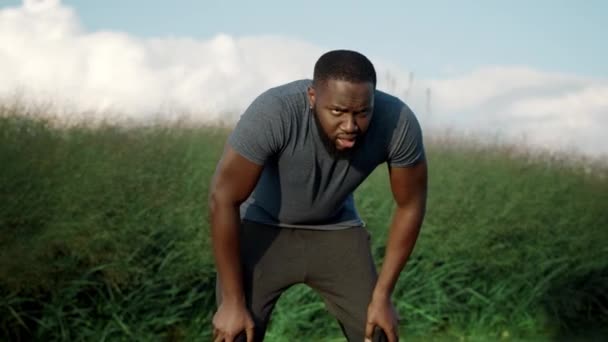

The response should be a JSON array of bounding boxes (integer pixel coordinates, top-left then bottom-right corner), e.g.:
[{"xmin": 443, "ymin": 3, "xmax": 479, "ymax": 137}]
[
  {"xmin": 0, "ymin": 0, "xmax": 606, "ymax": 158},
  {"xmin": 413, "ymin": 68, "xmax": 608, "ymax": 157},
  {"xmin": 0, "ymin": 1, "xmax": 324, "ymax": 121}
]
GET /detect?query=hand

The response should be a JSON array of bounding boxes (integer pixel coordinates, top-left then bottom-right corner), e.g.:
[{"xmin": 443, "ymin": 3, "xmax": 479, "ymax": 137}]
[
  {"xmin": 212, "ymin": 301, "xmax": 255, "ymax": 342},
  {"xmin": 365, "ymin": 294, "xmax": 400, "ymax": 342}
]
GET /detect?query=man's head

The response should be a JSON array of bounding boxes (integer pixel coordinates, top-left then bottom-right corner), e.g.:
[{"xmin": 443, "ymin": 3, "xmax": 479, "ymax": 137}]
[{"xmin": 307, "ymin": 50, "xmax": 376, "ymax": 158}]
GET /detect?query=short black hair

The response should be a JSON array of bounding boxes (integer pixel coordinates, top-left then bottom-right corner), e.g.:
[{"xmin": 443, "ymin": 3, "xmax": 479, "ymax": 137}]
[{"xmin": 313, "ymin": 49, "xmax": 377, "ymax": 88}]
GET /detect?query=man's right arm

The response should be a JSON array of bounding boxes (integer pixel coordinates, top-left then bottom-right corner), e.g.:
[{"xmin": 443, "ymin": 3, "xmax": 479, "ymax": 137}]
[{"xmin": 208, "ymin": 144, "xmax": 264, "ymax": 339}]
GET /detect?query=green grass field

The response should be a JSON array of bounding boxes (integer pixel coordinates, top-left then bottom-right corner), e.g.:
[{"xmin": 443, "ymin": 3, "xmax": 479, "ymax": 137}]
[{"xmin": 1, "ymin": 104, "xmax": 607, "ymax": 341}]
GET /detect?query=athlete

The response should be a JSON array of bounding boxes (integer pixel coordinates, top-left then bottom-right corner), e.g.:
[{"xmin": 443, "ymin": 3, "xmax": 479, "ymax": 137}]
[{"xmin": 209, "ymin": 49, "xmax": 428, "ymax": 341}]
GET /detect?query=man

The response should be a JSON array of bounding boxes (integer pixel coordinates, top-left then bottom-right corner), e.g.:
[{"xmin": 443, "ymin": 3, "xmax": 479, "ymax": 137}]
[{"xmin": 209, "ymin": 49, "xmax": 427, "ymax": 342}]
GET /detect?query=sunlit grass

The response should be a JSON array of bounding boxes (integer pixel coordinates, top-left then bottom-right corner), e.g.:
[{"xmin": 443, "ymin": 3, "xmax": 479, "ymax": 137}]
[{"xmin": 1, "ymin": 104, "xmax": 607, "ymax": 341}]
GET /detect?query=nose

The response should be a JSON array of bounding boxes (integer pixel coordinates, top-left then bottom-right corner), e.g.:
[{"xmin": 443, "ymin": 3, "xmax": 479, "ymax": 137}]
[{"xmin": 341, "ymin": 114, "xmax": 358, "ymax": 133}]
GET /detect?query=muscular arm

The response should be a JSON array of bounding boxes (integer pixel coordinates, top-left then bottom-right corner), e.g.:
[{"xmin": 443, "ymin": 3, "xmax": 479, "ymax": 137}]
[
  {"xmin": 365, "ymin": 159, "xmax": 428, "ymax": 340},
  {"xmin": 374, "ymin": 159, "xmax": 428, "ymax": 299},
  {"xmin": 208, "ymin": 145, "xmax": 264, "ymax": 305}
]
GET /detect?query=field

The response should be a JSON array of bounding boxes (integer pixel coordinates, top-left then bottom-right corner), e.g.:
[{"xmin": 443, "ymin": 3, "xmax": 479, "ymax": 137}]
[{"xmin": 1, "ymin": 104, "xmax": 607, "ymax": 341}]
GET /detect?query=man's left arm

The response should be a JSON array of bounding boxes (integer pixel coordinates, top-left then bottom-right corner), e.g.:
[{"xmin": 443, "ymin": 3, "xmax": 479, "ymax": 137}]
[{"xmin": 365, "ymin": 159, "xmax": 428, "ymax": 341}]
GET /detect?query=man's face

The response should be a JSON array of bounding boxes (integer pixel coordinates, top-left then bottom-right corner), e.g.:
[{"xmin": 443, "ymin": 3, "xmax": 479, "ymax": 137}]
[{"xmin": 308, "ymin": 79, "xmax": 375, "ymax": 156}]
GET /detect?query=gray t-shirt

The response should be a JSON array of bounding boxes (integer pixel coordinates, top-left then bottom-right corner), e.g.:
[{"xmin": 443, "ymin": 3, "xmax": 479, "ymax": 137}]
[{"xmin": 228, "ymin": 79, "xmax": 425, "ymax": 230}]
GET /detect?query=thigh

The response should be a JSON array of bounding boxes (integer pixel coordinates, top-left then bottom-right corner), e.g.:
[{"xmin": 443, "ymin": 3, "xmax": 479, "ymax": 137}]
[
  {"xmin": 304, "ymin": 227, "xmax": 381, "ymax": 340},
  {"xmin": 215, "ymin": 221, "xmax": 303, "ymax": 340}
]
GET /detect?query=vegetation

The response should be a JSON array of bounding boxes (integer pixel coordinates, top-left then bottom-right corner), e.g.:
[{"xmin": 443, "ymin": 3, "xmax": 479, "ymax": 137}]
[{"xmin": 1, "ymin": 105, "xmax": 607, "ymax": 341}]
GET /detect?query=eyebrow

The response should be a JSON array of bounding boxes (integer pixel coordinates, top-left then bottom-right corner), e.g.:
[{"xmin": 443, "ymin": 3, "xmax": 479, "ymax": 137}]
[{"xmin": 329, "ymin": 105, "xmax": 370, "ymax": 112}]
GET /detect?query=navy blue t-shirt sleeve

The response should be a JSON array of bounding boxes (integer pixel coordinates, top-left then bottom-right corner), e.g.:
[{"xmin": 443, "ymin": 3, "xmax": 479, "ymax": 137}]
[
  {"xmin": 228, "ymin": 92, "xmax": 286, "ymax": 165},
  {"xmin": 387, "ymin": 105, "xmax": 426, "ymax": 167}
]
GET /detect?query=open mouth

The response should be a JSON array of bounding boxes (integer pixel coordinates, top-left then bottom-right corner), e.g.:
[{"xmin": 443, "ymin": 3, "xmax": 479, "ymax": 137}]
[{"xmin": 336, "ymin": 137, "xmax": 356, "ymax": 149}]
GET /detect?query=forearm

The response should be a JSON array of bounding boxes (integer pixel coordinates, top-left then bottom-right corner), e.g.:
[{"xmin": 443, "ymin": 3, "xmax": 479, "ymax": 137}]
[
  {"xmin": 373, "ymin": 206, "xmax": 424, "ymax": 299},
  {"xmin": 210, "ymin": 198, "xmax": 245, "ymax": 305}
]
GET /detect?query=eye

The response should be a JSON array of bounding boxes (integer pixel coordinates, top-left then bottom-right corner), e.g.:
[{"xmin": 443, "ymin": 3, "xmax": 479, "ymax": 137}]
[
  {"xmin": 331, "ymin": 109, "xmax": 343, "ymax": 115},
  {"xmin": 355, "ymin": 110, "xmax": 369, "ymax": 118}
]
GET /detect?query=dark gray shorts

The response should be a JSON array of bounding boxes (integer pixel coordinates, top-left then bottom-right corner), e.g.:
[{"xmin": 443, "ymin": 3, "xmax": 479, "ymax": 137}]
[{"xmin": 216, "ymin": 220, "xmax": 388, "ymax": 341}]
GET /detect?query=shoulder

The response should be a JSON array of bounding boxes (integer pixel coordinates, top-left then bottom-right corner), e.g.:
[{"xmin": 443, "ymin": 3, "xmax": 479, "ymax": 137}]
[
  {"xmin": 265, "ymin": 79, "xmax": 312, "ymax": 98},
  {"xmin": 369, "ymin": 89, "xmax": 425, "ymax": 166},
  {"xmin": 371, "ymin": 89, "xmax": 420, "ymax": 132},
  {"xmin": 244, "ymin": 79, "xmax": 311, "ymax": 118},
  {"xmin": 265, "ymin": 79, "xmax": 311, "ymax": 112},
  {"xmin": 228, "ymin": 80, "xmax": 311, "ymax": 163}
]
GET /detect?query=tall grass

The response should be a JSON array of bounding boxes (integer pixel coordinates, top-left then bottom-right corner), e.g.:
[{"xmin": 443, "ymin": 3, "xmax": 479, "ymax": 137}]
[{"xmin": 1, "ymin": 104, "xmax": 607, "ymax": 341}]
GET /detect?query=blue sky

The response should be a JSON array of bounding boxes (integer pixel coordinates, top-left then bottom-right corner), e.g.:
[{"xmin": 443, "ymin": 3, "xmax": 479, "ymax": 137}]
[
  {"xmin": 7, "ymin": 0, "xmax": 607, "ymax": 78},
  {"xmin": 1, "ymin": 0, "xmax": 607, "ymax": 157}
]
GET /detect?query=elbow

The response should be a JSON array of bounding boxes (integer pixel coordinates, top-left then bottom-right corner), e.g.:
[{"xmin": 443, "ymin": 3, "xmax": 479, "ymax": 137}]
[
  {"xmin": 207, "ymin": 188, "xmax": 242, "ymax": 220},
  {"xmin": 208, "ymin": 190, "xmax": 218, "ymax": 220},
  {"xmin": 208, "ymin": 190, "xmax": 225, "ymax": 221}
]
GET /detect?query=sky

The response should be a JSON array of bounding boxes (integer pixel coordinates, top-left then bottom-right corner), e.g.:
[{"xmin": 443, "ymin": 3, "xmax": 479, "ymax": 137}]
[{"xmin": 1, "ymin": 0, "xmax": 607, "ymax": 158}]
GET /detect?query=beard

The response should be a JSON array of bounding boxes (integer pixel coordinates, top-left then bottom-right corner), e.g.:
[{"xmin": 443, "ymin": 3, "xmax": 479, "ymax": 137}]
[{"xmin": 312, "ymin": 107, "xmax": 358, "ymax": 160}]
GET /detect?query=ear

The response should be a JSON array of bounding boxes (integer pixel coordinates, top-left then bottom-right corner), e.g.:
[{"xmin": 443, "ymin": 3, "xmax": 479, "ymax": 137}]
[{"xmin": 307, "ymin": 86, "xmax": 316, "ymax": 108}]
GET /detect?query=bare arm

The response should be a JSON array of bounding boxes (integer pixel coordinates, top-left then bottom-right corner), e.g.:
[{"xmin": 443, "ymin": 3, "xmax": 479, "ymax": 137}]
[
  {"xmin": 366, "ymin": 159, "xmax": 428, "ymax": 341},
  {"xmin": 374, "ymin": 159, "xmax": 428, "ymax": 298},
  {"xmin": 209, "ymin": 144, "xmax": 263, "ymax": 303},
  {"xmin": 209, "ymin": 144, "xmax": 263, "ymax": 340}
]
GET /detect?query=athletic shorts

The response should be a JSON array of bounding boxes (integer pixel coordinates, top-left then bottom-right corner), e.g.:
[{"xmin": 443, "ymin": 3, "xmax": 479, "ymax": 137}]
[{"xmin": 215, "ymin": 220, "xmax": 389, "ymax": 341}]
